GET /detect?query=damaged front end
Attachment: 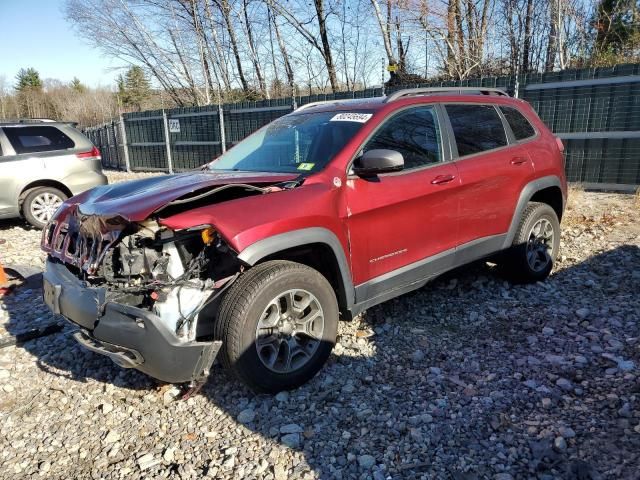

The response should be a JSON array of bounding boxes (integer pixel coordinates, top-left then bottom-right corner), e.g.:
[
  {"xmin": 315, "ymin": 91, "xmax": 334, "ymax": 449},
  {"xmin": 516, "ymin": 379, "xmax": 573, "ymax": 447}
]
[{"xmin": 41, "ymin": 207, "xmax": 242, "ymax": 384}]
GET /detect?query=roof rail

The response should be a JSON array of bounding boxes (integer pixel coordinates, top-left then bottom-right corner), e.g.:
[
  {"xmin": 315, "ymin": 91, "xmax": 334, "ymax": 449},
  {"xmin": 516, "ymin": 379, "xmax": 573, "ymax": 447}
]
[
  {"xmin": 295, "ymin": 98, "xmax": 362, "ymax": 112},
  {"xmin": 0, "ymin": 118, "xmax": 58, "ymax": 125},
  {"xmin": 385, "ymin": 87, "xmax": 509, "ymax": 103}
]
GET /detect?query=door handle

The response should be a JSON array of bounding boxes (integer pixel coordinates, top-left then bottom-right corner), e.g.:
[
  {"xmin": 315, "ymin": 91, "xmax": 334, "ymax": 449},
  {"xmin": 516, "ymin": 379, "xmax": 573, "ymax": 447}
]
[
  {"xmin": 510, "ymin": 156, "xmax": 529, "ymax": 165},
  {"xmin": 431, "ymin": 174, "xmax": 456, "ymax": 185}
]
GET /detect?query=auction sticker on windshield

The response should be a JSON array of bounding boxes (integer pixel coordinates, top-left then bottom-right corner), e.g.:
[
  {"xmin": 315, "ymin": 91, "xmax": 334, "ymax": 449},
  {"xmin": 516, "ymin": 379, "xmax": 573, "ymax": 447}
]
[{"xmin": 330, "ymin": 113, "xmax": 372, "ymax": 123}]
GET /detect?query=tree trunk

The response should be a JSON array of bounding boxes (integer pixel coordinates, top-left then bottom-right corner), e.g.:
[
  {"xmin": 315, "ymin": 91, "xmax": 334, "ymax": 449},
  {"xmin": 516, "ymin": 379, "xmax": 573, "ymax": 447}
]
[
  {"xmin": 446, "ymin": 0, "xmax": 457, "ymax": 77},
  {"xmin": 313, "ymin": 0, "xmax": 338, "ymax": 92},
  {"xmin": 242, "ymin": 0, "xmax": 268, "ymax": 98},
  {"xmin": 370, "ymin": 0, "xmax": 397, "ymax": 66},
  {"xmin": 521, "ymin": 0, "xmax": 534, "ymax": 73},
  {"xmin": 455, "ymin": 0, "xmax": 465, "ymax": 73},
  {"xmin": 204, "ymin": 0, "xmax": 232, "ymax": 90},
  {"xmin": 169, "ymin": 30, "xmax": 201, "ymax": 105},
  {"xmin": 506, "ymin": 0, "xmax": 518, "ymax": 74},
  {"xmin": 217, "ymin": 0, "xmax": 249, "ymax": 92},
  {"xmin": 465, "ymin": 0, "xmax": 476, "ymax": 64},
  {"xmin": 395, "ymin": 16, "xmax": 407, "ymax": 73},
  {"xmin": 545, "ymin": 0, "xmax": 558, "ymax": 71},
  {"xmin": 269, "ymin": 6, "xmax": 294, "ymax": 93},
  {"xmin": 476, "ymin": 0, "xmax": 490, "ymax": 72},
  {"xmin": 191, "ymin": 0, "xmax": 211, "ymax": 104}
]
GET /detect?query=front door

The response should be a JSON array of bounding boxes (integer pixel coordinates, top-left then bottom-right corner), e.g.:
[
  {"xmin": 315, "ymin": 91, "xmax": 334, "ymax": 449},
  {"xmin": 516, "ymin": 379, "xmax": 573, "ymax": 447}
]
[{"xmin": 342, "ymin": 105, "xmax": 460, "ymax": 302}]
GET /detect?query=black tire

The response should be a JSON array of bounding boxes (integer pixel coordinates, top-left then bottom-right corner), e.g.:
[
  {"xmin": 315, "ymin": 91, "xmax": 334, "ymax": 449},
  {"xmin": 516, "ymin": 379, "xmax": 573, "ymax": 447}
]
[
  {"xmin": 215, "ymin": 260, "xmax": 339, "ymax": 393},
  {"xmin": 501, "ymin": 202, "xmax": 560, "ymax": 283},
  {"xmin": 22, "ymin": 186, "xmax": 68, "ymax": 229}
]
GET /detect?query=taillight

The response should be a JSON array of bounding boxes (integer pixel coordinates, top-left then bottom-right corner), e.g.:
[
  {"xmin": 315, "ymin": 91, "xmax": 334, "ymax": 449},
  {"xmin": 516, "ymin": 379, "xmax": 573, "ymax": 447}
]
[
  {"xmin": 555, "ymin": 137, "xmax": 566, "ymax": 167},
  {"xmin": 76, "ymin": 146, "xmax": 101, "ymax": 159}
]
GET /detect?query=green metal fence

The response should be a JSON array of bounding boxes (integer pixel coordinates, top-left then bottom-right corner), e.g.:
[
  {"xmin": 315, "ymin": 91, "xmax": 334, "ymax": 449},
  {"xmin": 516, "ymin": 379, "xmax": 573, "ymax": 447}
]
[{"xmin": 84, "ymin": 63, "xmax": 640, "ymax": 189}]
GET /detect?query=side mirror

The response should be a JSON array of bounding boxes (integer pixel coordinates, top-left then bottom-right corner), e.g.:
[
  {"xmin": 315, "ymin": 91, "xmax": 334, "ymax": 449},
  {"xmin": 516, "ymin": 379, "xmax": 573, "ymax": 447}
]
[{"xmin": 353, "ymin": 149, "xmax": 404, "ymax": 176}]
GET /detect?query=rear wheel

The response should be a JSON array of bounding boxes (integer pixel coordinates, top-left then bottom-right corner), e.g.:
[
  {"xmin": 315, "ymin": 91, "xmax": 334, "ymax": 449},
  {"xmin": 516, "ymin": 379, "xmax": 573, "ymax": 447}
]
[
  {"xmin": 501, "ymin": 202, "xmax": 560, "ymax": 283},
  {"xmin": 215, "ymin": 260, "xmax": 338, "ymax": 393},
  {"xmin": 23, "ymin": 187, "xmax": 67, "ymax": 229}
]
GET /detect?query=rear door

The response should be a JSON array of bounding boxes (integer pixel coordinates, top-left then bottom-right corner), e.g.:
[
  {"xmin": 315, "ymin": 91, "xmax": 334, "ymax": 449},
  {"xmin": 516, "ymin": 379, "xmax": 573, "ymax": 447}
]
[
  {"xmin": 443, "ymin": 103, "xmax": 535, "ymax": 248},
  {"xmin": 344, "ymin": 105, "xmax": 460, "ymax": 299},
  {"xmin": 0, "ymin": 127, "xmax": 50, "ymax": 217}
]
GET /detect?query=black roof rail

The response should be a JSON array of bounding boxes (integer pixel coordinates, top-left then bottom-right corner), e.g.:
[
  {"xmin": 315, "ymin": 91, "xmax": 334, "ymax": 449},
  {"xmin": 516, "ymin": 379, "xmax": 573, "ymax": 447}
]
[
  {"xmin": 385, "ymin": 87, "xmax": 509, "ymax": 103},
  {"xmin": 295, "ymin": 98, "xmax": 367, "ymax": 112}
]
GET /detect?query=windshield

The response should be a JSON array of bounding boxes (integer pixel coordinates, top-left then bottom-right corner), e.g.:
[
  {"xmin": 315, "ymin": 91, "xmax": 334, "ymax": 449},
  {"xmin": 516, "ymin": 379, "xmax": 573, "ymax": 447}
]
[{"xmin": 208, "ymin": 111, "xmax": 371, "ymax": 174}]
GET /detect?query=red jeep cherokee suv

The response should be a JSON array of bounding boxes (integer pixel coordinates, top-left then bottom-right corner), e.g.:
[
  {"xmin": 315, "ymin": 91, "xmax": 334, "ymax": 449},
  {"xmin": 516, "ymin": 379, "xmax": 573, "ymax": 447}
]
[{"xmin": 42, "ymin": 88, "xmax": 567, "ymax": 393}]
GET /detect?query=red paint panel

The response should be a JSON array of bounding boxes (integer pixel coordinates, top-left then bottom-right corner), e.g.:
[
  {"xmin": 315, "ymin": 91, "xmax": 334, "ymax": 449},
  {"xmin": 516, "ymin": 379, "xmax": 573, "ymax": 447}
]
[
  {"xmin": 455, "ymin": 145, "xmax": 536, "ymax": 244},
  {"xmin": 343, "ymin": 163, "xmax": 460, "ymax": 285}
]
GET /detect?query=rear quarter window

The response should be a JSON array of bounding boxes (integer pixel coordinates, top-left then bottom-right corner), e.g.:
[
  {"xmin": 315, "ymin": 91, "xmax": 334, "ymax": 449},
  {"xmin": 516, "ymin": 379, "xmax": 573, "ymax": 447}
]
[
  {"xmin": 500, "ymin": 106, "xmax": 536, "ymax": 140},
  {"xmin": 2, "ymin": 126, "xmax": 75, "ymax": 154},
  {"xmin": 445, "ymin": 104, "xmax": 507, "ymax": 157}
]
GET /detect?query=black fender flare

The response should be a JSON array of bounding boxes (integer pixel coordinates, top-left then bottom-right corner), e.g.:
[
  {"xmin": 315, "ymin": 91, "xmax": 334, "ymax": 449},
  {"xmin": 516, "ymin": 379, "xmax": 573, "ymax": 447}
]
[
  {"xmin": 502, "ymin": 175, "xmax": 564, "ymax": 248},
  {"xmin": 236, "ymin": 227, "xmax": 355, "ymax": 308}
]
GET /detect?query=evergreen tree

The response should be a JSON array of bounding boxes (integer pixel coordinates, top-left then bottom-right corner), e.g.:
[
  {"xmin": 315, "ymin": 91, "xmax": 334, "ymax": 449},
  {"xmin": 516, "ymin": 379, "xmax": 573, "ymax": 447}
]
[
  {"xmin": 70, "ymin": 77, "xmax": 86, "ymax": 93},
  {"xmin": 15, "ymin": 68, "xmax": 42, "ymax": 92},
  {"xmin": 118, "ymin": 65, "xmax": 151, "ymax": 111}
]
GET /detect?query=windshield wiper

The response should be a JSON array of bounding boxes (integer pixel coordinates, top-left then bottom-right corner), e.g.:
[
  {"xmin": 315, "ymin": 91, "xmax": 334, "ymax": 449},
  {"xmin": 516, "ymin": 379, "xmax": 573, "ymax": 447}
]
[{"xmin": 277, "ymin": 174, "xmax": 306, "ymax": 189}]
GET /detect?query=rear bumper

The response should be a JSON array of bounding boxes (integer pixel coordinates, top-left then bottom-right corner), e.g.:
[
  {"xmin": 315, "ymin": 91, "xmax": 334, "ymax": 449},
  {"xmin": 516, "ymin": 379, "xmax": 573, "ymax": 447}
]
[{"xmin": 43, "ymin": 259, "xmax": 220, "ymax": 384}]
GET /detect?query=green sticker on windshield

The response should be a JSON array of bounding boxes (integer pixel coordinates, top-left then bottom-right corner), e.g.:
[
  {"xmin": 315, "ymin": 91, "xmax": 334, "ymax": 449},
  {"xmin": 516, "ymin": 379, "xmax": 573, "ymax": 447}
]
[{"xmin": 297, "ymin": 163, "xmax": 315, "ymax": 171}]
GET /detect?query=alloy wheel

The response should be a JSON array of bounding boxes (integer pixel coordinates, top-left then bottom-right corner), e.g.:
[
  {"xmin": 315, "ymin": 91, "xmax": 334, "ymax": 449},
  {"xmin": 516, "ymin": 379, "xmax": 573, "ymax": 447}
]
[
  {"xmin": 30, "ymin": 192, "xmax": 63, "ymax": 224},
  {"xmin": 255, "ymin": 289, "xmax": 324, "ymax": 373},
  {"xmin": 526, "ymin": 218, "xmax": 555, "ymax": 272}
]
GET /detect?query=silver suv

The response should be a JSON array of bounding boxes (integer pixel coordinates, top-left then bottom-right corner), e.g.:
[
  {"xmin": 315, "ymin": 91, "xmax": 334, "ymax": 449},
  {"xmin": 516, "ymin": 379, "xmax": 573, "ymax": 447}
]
[{"xmin": 0, "ymin": 120, "xmax": 108, "ymax": 228}]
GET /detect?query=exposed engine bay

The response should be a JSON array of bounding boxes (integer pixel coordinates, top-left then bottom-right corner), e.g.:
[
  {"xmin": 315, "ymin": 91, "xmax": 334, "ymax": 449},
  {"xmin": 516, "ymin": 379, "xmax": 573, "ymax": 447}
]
[
  {"xmin": 44, "ymin": 215, "xmax": 244, "ymax": 343},
  {"xmin": 98, "ymin": 221, "xmax": 242, "ymax": 341},
  {"xmin": 38, "ymin": 181, "xmax": 286, "ymax": 343}
]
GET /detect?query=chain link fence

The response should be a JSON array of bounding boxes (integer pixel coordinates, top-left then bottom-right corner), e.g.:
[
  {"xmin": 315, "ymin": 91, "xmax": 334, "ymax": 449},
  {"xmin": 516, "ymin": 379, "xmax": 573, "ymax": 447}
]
[{"xmin": 84, "ymin": 63, "xmax": 640, "ymax": 189}]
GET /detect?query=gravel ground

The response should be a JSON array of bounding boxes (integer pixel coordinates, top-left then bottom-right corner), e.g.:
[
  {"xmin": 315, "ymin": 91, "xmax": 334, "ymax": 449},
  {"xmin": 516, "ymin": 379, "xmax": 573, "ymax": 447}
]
[{"xmin": 0, "ymin": 172, "xmax": 639, "ymax": 479}]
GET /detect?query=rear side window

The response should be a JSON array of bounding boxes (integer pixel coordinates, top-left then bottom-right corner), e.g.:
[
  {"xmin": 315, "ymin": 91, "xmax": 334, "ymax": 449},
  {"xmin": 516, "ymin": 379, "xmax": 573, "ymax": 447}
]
[
  {"xmin": 2, "ymin": 126, "xmax": 75, "ymax": 154},
  {"xmin": 363, "ymin": 106, "xmax": 441, "ymax": 170},
  {"xmin": 446, "ymin": 104, "xmax": 507, "ymax": 157},
  {"xmin": 501, "ymin": 106, "xmax": 536, "ymax": 140}
]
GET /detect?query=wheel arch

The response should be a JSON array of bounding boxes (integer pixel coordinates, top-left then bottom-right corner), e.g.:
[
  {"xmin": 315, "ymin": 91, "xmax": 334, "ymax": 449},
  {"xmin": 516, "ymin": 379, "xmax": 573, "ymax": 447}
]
[
  {"xmin": 236, "ymin": 228, "xmax": 354, "ymax": 316},
  {"xmin": 530, "ymin": 186, "xmax": 564, "ymax": 221},
  {"xmin": 503, "ymin": 176, "xmax": 564, "ymax": 249},
  {"xmin": 19, "ymin": 180, "xmax": 72, "ymax": 212}
]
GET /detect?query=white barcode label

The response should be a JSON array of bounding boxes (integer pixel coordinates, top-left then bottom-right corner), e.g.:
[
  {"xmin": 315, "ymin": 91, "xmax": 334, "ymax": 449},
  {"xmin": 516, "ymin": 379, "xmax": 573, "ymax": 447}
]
[{"xmin": 330, "ymin": 113, "xmax": 372, "ymax": 123}]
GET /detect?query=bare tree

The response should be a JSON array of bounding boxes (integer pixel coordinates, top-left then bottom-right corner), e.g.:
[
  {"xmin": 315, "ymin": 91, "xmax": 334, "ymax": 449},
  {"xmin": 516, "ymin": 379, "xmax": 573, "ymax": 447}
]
[
  {"xmin": 213, "ymin": 0, "xmax": 250, "ymax": 92},
  {"xmin": 268, "ymin": 0, "xmax": 339, "ymax": 92},
  {"xmin": 268, "ymin": 4, "xmax": 295, "ymax": 93},
  {"xmin": 241, "ymin": 0, "xmax": 268, "ymax": 97}
]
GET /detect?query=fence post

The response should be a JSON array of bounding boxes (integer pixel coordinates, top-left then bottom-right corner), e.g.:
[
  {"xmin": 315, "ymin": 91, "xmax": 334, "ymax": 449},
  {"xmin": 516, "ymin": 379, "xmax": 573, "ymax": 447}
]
[
  {"xmin": 218, "ymin": 104, "xmax": 226, "ymax": 153},
  {"xmin": 162, "ymin": 110, "xmax": 174, "ymax": 173},
  {"xmin": 118, "ymin": 114, "xmax": 131, "ymax": 172},
  {"xmin": 110, "ymin": 121, "xmax": 117, "ymax": 169}
]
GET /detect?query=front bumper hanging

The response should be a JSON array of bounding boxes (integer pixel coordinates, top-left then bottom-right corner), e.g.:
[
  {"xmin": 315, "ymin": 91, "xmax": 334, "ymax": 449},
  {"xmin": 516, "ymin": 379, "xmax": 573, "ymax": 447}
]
[{"xmin": 43, "ymin": 259, "xmax": 221, "ymax": 384}]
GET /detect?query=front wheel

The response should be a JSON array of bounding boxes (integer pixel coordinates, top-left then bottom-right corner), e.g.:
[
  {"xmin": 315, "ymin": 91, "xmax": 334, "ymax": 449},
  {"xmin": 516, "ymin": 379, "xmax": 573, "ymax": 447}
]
[
  {"xmin": 501, "ymin": 202, "xmax": 561, "ymax": 283},
  {"xmin": 23, "ymin": 186, "xmax": 67, "ymax": 229},
  {"xmin": 215, "ymin": 260, "xmax": 338, "ymax": 393}
]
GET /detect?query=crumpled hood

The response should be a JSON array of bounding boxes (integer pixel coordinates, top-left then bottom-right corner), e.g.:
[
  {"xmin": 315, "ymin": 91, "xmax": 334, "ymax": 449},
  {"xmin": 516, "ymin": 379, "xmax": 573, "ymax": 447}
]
[{"xmin": 62, "ymin": 171, "xmax": 299, "ymax": 222}]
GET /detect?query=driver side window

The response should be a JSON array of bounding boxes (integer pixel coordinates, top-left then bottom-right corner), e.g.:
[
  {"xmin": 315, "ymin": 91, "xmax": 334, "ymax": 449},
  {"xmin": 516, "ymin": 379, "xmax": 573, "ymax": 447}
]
[{"xmin": 363, "ymin": 107, "xmax": 442, "ymax": 170}]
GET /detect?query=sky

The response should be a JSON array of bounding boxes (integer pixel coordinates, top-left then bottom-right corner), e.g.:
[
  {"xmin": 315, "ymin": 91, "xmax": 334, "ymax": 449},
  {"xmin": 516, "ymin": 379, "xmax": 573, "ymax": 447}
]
[{"xmin": 0, "ymin": 0, "xmax": 121, "ymax": 89}]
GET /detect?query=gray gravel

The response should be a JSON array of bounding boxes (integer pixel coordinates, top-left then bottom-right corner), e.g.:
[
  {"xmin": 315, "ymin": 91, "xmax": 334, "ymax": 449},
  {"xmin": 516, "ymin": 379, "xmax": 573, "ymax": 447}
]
[{"xmin": 1, "ymin": 174, "xmax": 639, "ymax": 479}]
